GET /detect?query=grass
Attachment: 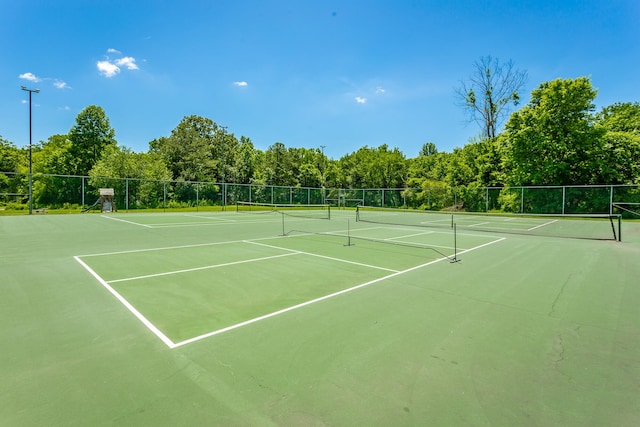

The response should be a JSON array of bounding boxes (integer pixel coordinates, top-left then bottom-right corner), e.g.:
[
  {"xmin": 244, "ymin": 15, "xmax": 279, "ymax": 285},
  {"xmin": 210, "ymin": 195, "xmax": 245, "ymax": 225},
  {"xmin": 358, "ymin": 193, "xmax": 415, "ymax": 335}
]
[{"xmin": 1, "ymin": 210, "xmax": 639, "ymax": 426}]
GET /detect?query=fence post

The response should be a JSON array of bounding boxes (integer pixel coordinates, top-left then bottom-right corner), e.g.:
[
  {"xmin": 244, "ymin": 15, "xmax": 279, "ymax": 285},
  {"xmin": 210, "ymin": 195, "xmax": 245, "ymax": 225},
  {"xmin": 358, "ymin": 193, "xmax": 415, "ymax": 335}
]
[
  {"xmin": 163, "ymin": 181, "xmax": 166, "ymax": 212},
  {"xmin": 610, "ymin": 185, "xmax": 614, "ymax": 215},
  {"xmin": 562, "ymin": 186, "xmax": 566, "ymax": 215},
  {"xmin": 485, "ymin": 187, "xmax": 489, "ymax": 212},
  {"xmin": 126, "ymin": 178, "xmax": 129, "ymax": 212},
  {"xmin": 520, "ymin": 187, "xmax": 524, "ymax": 213},
  {"xmin": 82, "ymin": 176, "xmax": 85, "ymax": 208}
]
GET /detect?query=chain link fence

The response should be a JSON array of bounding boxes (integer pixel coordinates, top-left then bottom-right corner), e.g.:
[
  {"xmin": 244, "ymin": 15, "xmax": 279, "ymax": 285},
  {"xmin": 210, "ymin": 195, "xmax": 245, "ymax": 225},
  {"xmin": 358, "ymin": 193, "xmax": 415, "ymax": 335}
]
[{"xmin": 2, "ymin": 172, "xmax": 639, "ymax": 217}]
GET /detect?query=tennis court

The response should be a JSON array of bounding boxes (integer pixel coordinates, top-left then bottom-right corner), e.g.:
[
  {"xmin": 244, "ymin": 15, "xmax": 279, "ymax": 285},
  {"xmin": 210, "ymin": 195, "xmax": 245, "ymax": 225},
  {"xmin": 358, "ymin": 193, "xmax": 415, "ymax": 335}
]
[{"xmin": 2, "ymin": 207, "xmax": 639, "ymax": 425}]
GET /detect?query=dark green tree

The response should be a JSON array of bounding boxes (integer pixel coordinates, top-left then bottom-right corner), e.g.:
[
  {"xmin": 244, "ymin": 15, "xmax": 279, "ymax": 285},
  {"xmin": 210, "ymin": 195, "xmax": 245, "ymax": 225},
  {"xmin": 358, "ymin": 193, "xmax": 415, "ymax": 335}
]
[
  {"xmin": 502, "ymin": 77, "xmax": 603, "ymax": 185},
  {"xmin": 594, "ymin": 102, "xmax": 640, "ymax": 183},
  {"xmin": 68, "ymin": 105, "xmax": 117, "ymax": 175},
  {"xmin": 0, "ymin": 137, "xmax": 20, "ymax": 172}
]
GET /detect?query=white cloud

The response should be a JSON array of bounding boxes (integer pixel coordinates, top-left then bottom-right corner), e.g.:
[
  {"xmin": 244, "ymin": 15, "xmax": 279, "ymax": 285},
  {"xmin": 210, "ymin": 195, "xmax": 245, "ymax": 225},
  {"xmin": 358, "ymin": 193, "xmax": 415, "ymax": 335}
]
[
  {"xmin": 97, "ymin": 60, "xmax": 120, "ymax": 78},
  {"xmin": 19, "ymin": 72, "xmax": 41, "ymax": 82},
  {"xmin": 234, "ymin": 81, "xmax": 248, "ymax": 87},
  {"xmin": 97, "ymin": 49, "xmax": 140, "ymax": 77},
  {"xmin": 115, "ymin": 56, "xmax": 138, "ymax": 70},
  {"xmin": 53, "ymin": 79, "xmax": 70, "ymax": 89},
  {"xmin": 355, "ymin": 96, "xmax": 367, "ymax": 104},
  {"xmin": 375, "ymin": 86, "xmax": 385, "ymax": 94}
]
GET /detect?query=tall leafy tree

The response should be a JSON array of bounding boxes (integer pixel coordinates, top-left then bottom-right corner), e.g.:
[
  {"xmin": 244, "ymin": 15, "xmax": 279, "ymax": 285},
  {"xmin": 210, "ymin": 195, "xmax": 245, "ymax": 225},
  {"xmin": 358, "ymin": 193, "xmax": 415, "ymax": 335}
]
[
  {"xmin": 456, "ymin": 56, "xmax": 528, "ymax": 139},
  {"xmin": 503, "ymin": 77, "xmax": 603, "ymax": 185},
  {"xmin": 232, "ymin": 136, "xmax": 259, "ymax": 184},
  {"xmin": 594, "ymin": 102, "xmax": 640, "ymax": 183},
  {"xmin": 338, "ymin": 145, "xmax": 406, "ymax": 189},
  {"xmin": 150, "ymin": 115, "xmax": 218, "ymax": 181},
  {"xmin": 0, "ymin": 137, "xmax": 20, "ymax": 172},
  {"xmin": 68, "ymin": 105, "xmax": 117, "ymax": 175}
]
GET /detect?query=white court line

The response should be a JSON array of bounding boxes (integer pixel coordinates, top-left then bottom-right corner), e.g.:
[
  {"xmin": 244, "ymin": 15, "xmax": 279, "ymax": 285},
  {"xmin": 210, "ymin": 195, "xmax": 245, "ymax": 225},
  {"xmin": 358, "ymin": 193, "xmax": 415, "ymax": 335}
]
[
  {"xmin": 76, "ymin": 231, "xmax": 506, "ymax": 349},
  {"xmin": 101, "ymin": 215, "xmax": 153, "ymax": 228},
  {"xmin": 108, "ymin": 252, "xmax": 299, "ymax": 283},
  {"xmin": 183, "ymin": 214, "xmax": 236, "ymax": 222},
  {"xmin": 468, "ymin": 221, "xmax": 491, "ymax": 228},
  {"xmin": 385, "ymin": 231, "xmax": 435, "ymax": 240},
  {"xmin": 528, "ymin": 219, "xmax": 558, "ymax": 231},
  {"xmin": 74, "ymin": 256, "xmax": 176, "ymax": 348},
  {"xmin": 172, "ymin": 236, "xmax": 507, "ymax": 348},
  {"xmin": 77, "ymin": 235, "xmax": 285, "ymax": 258},
  {"xmin": 244, "ymin": 240, "xmax": 399, "ymax": 273}
]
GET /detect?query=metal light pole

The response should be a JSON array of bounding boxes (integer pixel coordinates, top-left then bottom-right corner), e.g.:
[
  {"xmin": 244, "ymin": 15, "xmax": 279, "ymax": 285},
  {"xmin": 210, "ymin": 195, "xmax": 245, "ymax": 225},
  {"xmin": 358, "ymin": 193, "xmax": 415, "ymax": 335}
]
[{"xmin": 21, "ymin": 86, "xmax": 40, "ymax": 215}]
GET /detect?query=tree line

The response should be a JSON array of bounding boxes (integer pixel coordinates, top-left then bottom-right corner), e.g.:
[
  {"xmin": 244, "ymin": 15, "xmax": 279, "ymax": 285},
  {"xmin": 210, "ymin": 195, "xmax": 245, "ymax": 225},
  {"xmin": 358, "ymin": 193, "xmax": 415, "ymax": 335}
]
[{"xmin": 2, "ymin": 75, "xmax": 640, "ymax": 209}]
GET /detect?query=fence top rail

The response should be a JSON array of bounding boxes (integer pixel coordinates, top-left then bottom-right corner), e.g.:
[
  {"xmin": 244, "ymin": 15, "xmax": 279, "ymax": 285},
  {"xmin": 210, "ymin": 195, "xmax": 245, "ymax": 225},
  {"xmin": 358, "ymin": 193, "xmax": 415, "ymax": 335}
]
[{"xmin": 2, "ymin": 171, "xmax": 639, "ymax": 191}]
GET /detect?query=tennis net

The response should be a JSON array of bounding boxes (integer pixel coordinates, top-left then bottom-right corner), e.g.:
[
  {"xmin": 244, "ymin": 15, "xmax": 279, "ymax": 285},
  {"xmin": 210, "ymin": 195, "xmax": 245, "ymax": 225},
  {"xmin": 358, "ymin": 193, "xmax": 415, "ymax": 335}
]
[
  {"xmin": 236, "ymin": 201, "xmax": 331, "ymax": 220},
  {"xmin": 356, "ymin": 206, "xmax": 621, "ymax": 241}
]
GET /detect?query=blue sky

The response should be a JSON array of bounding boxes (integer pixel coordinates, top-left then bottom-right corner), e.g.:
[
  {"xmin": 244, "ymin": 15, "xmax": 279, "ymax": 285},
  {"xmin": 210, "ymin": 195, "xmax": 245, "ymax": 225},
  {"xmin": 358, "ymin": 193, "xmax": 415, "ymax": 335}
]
[{"xmin": 2, "ymin": 0, "xmax": 639, "ymax": 159}]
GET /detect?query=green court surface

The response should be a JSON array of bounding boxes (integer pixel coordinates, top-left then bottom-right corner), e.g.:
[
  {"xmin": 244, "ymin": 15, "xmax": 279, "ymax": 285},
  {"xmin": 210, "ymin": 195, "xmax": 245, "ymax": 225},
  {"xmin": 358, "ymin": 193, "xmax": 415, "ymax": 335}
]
[{"xmin": 1, "ymin": 209, "xmax": 639, "ymax": 426}]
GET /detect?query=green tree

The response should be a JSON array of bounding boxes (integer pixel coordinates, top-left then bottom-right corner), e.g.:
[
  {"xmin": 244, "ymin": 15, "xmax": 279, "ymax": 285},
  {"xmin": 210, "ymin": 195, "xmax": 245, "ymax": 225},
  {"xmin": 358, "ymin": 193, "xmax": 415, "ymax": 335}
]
[
  {"xmin": 0, "ymin": 136, "xmax": 21, "ymax": 172},
  {"xmin": 31, "ymin": 135, "xmax": 78, "ymax": 206},
  {"xmin": 594, "ymin": 102, "xmax": 640, "ymax": 183},
  {"xmin": 419, "ymin": 142, "xmax": 438, "ymax": 157},
  {"xmin": 0, "ymin": 137, "xmax": 22, "ymax": 202},
  {"xmin": 68, "ymin": 105, "xmax": 117, "ymax": 175},
  {"xmin": 502, "ymin": 77, "xmax": 603, "ymax": 185},
  {"xmin": 233, "ymin": 136, "xmax": 259, "ymax": 184},
  {"xmin": 456, "ymin": 56, "xmax": 527, "ymax": 139},
  {"xmin": 89, "ymin": 145, "xmax": 172, "ymax": 208},
  {"xmin": 32, "ymin": 135, "xmax": 73, "ymax": 175},
  {"xmin": 263, "ymin": 142, "xmax": 294, "ymax": 186},
  {"xmin": 338, "ymin": 145, "xmax": 406, "ymax": 189},
  {"xmin": 150, "ymin": 115, "xmax": 217, "ymax": 181}
]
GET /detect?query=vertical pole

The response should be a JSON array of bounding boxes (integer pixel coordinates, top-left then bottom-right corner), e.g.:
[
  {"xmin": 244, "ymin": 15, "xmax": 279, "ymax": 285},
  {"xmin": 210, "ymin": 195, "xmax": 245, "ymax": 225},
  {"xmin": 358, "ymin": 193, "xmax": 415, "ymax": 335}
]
[
  {"xmin": 22, "ymin": 87, "xmax": 39, "ymax": 215},
  {"xmin": 163, "ymin": 181, "xmax": 166, "ymax": 212},
  {"xmin": 485, "ymin": 187, "xmax": 489, "ymax": 212},
  {"xmin": 610, "ymin": 185, "xmax": 614, "ymax": 215},
  {"xmin": 520, "ymin": 187, "xmax": 524, "ymax": 214},
  {"xmin": 126, "ymin": 178, "xmax": 129, "ymax": 212},
  {"xmin": 451, "ymin": 223, "xmax": 458, "ymax": 263},
  {"xmin": 196, "ymin": 182, "xmax": 199, "ymax": 212},
  {"xmin": 28, "ymin": 91, "xmax": 33, "ymax": 215},
  {"xmin": 618, "ymin": 215, "xmax": 622, "ymax": 242},
  {"xmin": 82, "ymin": 176, "xmax": 85, "ymax": 208},
  {"xmin": 281, "ymin": 212, "xmax": 285, "ymax": 236},
  {"xmin": 562, "ymin": 186, "xmax": 566, "ymax": 215}
]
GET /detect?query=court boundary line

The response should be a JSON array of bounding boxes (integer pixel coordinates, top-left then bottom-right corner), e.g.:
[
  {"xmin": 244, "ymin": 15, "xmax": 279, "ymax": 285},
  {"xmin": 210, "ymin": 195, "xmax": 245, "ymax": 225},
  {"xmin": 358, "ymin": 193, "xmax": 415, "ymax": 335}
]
[
  {"xmin": 101, "ymin": 215, "xmax": 153, "ymax": 228},
  {"xmin": 244, "ymin": 240, "xmax": 399, "ymax": 273},
  {"xmin": 172, "ymin": 236, "xmax": 506, "ymax": 348},
  {"xmin": 74, "ymin": 233, "xmax": 506, "ymax": 349},
  {"xmin": 73, "ymin": 255, "xmax": 176, "ymax": 348},
  {"xmin": 108, "ymin": 252, "xmax": 300, "ymax": 283}
]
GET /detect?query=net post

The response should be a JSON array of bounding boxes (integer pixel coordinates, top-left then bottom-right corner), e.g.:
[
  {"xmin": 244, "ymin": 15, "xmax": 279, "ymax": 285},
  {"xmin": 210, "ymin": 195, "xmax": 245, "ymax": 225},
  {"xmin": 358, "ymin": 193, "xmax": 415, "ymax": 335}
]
[
  {"xmin": 355, "ymin": 205, "xmax": 360, "ymax": 222},
  {"xmin": 450, "ymin": 222, "xmax": 460, "ymax": 263},
  {"xmin": 618, "ymin": 215, "xmax": 622, "ymax": 242},
  {"xmin": 281, "ymin": 212, "xmax": 286, "ymax": 236},
  {"xmin": 344, "ymin": 219, "xmax": 353, "ymax": 246}
]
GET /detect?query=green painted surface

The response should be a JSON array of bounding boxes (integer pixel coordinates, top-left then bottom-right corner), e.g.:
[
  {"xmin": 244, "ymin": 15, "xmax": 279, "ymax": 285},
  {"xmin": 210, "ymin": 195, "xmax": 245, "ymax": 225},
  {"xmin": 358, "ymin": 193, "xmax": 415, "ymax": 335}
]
[{"xmin": 1, "ymin": 211, "xmax": 639, "ymax": 426}]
